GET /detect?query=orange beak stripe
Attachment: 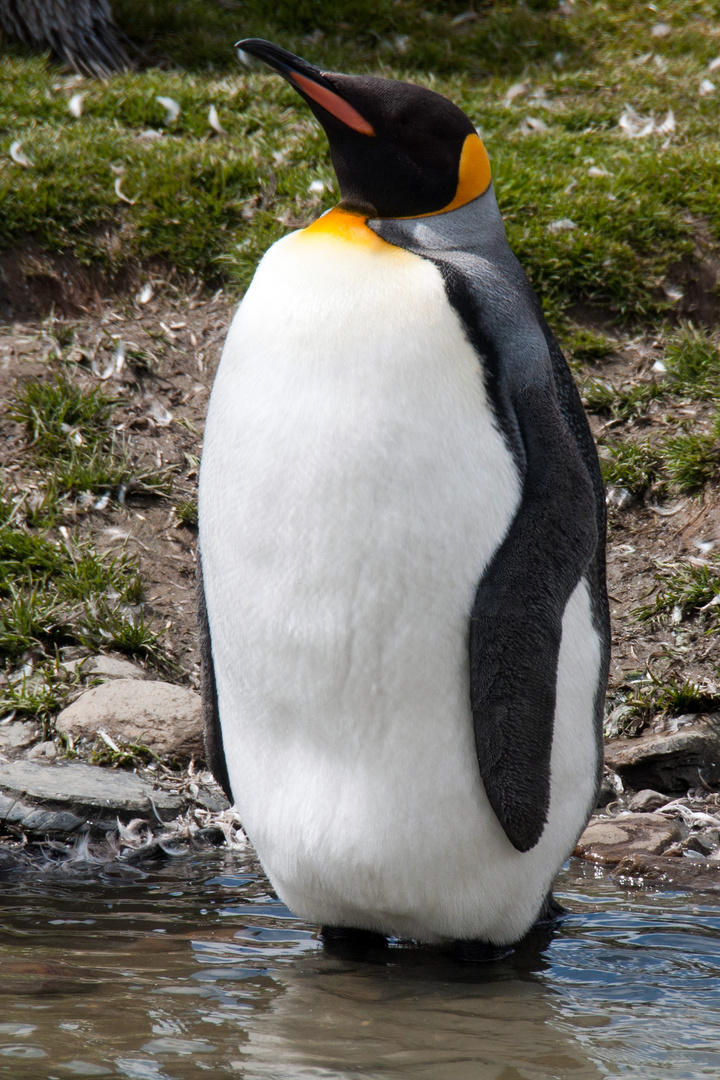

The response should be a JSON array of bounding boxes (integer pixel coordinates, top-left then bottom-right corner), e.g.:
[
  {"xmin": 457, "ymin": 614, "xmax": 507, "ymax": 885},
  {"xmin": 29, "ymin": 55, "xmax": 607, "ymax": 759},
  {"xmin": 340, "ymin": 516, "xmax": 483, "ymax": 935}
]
[{"xmin": 290, "ymin": 72, "xmax": 375, "ymax": 136}]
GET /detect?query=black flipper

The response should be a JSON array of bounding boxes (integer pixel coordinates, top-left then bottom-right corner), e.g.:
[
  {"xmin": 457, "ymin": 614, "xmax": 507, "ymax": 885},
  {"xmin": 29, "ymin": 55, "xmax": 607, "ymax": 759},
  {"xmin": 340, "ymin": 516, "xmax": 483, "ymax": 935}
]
[
  {"xmin": 468, "ymin": 382, "xmax": 597, "ymax": 851},
  {"xmin": 196, "ymin": 553, "xmax": 233, "ymax": 802},
  {"xmin": 424, "ymin": 258, "xmax": 597, "ymax": 852}
]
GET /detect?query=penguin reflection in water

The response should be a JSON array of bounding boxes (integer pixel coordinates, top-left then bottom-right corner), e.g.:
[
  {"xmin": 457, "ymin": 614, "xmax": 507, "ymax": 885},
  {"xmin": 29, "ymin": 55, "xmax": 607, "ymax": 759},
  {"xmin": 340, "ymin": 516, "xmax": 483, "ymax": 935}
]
[{"xmin": 198, "ymin": 40, "xmax": 610, "ymax": 958}]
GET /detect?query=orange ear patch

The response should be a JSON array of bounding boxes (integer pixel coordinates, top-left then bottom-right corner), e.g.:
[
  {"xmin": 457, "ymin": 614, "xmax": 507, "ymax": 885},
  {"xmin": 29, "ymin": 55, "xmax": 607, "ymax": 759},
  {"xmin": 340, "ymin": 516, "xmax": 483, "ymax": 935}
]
[
  {"xmin": 442, "ymin": 133, "xmax": 492, "ymax": 213},
  {"xmin": 290, "ymin": 72, "xmax": 375, "ymax": 136}
]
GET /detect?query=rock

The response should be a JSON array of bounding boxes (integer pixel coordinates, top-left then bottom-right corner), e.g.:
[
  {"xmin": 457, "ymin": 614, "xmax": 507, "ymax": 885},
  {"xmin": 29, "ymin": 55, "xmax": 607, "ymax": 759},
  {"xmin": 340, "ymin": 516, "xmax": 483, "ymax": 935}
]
[
  {"xmin": 574, "ymin": 812, "xmax": 682, "ymax": 864},
  {"xmin": 0, "ymin": 845, "xmax": 22, "ymax": 874},
  {"xmin": 684, "ymin": 830, "xmax": 718, "ymax": 856},
  {"xmin": 0, "ymin": 721, "xmax": 40, "ymax": 754},
  {"xmin": 612, "ymin": 852, "xmax": 720, "ymax": 892},
  {"xmin": 83, "ymin": 654, "xmax": 147, "ymax": 681},
  {"xmin": 627, "ymin": 788, "xmax": 670, "ymax": 813},
  {"xmin": 0, "ymin": 760, "xmax": 185, "ymax": 834},
  {"xmin": 193, "ymin": 786, "xmax": 229, "ymax": 813},
  {"xmin": 56, "ymin": 679, "xmax": 202, "ymax": 762},
  {"xmin": 596, "ymin": 769, "xmax": 623, "ymax": 808},
  {"xmin": 604, "ymin": 714, "xmax": 720, "ymax": 792},
  {"xmin": 25, "ymin": 740, "xmax": 57, "ymax": 762}
]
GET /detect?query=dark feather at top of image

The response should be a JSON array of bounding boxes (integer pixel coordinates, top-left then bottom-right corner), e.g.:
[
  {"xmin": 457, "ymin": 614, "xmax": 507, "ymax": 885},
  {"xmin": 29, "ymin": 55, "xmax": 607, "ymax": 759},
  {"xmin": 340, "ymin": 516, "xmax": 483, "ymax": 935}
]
[{"xmin": 0, "ymin": 0, "xmax": 130, "ymax": 77}]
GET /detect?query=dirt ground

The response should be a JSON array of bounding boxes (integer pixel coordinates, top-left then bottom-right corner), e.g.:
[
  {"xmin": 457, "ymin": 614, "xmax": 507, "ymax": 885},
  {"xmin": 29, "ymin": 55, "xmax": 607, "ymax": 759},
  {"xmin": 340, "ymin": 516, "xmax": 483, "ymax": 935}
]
[
  {"xmin": 0, "ymin": 257, "xmax": 717, "ymax": 717},
  {"xmin": 0, "ymin": 266, "xmax": 231, "ymax": 687}
]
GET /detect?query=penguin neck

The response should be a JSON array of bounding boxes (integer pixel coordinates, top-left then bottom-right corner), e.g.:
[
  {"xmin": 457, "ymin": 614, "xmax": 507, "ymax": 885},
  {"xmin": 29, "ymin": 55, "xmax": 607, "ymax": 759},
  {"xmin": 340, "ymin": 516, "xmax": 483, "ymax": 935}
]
[{"xmin": 367, "ymin": 184, "xmax": 508, "ymax": 258}]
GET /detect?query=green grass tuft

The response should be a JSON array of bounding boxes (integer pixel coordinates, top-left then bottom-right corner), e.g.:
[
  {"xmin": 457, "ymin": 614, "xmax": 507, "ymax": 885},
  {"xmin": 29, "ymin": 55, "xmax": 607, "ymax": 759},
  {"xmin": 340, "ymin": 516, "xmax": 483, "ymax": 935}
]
[
  {"xmin": 600, "ymin": 410, "xmax": 720, "ymax": 499},
  {"xmin": 665, "ymin": 324, "xmax": 720, "ymax": 397},
  {"xmin": 582, "ymin": 378, "xmax": 666, "ymax": 422},
  {"xmin": 10, "ymin": 374, "xmax": 173, "ymax": 501},
  {"xmin": 10, "ymin": 375, "xmax": 114, "ymax": 459},
  {"xmin": 566, "ymin": 328, "xmax": 617, "ymax": 365},
  {"xmin": 661, "ymin": 431, "xmax": 719, "ymax": 492},
  {"xmin": 636, "ymin": 554, "xmax": 720, "ymax": 626},
  {"xmin": 600, "ymin": 440, "xmax": 664, "ymax": 496},
  {"xmin": 0, "ymin": 520, "xmax": 149, "ymax": 657},
  {"xmin": 175, "ymin": 498, "xmax": 198, "ymax": 528},
  {"xmin": 607, "ymin": 673, "xmax": 720, "ymax": 737}
]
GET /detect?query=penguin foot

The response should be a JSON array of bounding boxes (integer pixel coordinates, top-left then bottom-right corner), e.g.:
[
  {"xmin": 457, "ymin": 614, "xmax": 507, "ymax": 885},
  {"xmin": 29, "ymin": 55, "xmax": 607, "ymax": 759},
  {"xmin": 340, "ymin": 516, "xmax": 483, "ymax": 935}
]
[
  {"xmin": 532, "ymin": 892, "xmax": 569, "ymax": 929},
  {"xmin": 452, "ymin": 939, "xmax": 513, "ymax": 964},
  {"xmin": 320, "ymin": 925, "xmax": 388, "ymax": 955}
]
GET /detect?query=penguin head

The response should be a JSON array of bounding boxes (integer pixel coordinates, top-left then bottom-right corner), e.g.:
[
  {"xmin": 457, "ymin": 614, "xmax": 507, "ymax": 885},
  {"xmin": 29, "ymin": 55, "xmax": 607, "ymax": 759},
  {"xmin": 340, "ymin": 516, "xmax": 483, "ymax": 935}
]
[{"xmin": 237, "ymin": 38, "xmax": 492, "ymax": 219}]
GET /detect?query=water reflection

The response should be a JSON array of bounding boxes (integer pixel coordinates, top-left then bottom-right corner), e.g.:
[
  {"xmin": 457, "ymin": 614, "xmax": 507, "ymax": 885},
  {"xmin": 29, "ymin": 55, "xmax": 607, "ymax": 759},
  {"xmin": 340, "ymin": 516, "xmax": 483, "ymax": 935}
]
[{"xmin": 0, "ymin": 851, "xmax": 719, "ymax": 1078}]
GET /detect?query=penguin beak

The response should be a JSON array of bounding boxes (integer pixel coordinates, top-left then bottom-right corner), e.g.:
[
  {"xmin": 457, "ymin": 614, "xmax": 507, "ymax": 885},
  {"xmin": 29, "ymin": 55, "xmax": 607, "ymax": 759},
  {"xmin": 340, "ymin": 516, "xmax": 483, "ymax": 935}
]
[{"xmin": 236, "ymin": 38, "xmax": 375, "ymax": 137}]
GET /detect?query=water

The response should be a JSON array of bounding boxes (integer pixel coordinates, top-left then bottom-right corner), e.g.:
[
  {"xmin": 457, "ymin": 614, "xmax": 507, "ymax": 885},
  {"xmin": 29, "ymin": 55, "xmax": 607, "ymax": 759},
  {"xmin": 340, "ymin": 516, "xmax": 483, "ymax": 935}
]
[{"xmin": 1, "ymin": 850, "xmax": 719, "ymax": 1080}]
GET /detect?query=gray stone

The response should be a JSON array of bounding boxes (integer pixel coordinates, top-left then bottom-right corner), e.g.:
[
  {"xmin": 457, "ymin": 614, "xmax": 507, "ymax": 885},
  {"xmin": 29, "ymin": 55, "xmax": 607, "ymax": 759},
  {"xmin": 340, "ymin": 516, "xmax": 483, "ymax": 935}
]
[
  {"xmin": 83, "ymin": 655, "xmax": 148, "ymax": 681},
  {"xmin": 19, "ymin": 805, "xmax": 86, "ymax": 834},
  {"xmin": 596, "ymin": 770, "xmax": 623, "ymax": 808},
  {"xmin": 574, "ymin": 812, "xmax": 682, "ymax": 865},
  {"xmin": 25, "ymin": 740, "xmax": 57, "ymax": 762},
  {"xmin": 683, "ymin": 830, "xmax": 718, "ymax": 856},
  {"xmin": 0, "ymin": 760, "xmax": 184, "ymax": 832},
  {"xmin": 0, "ymin": 794, "xmax": 84, "ymax": 834},
  {"xmin": 56, "ymin": 679, "xmax": 203, "ymax": 762},
  {"xmin": 0, "ymin": 721, "xmax": 40, "ymax": 753},
  {"xmin": 0, "ymin": 846, "xmax": 22, "ymax": 873},
  {"xmin": 627, "ymin": 789, "xmax": 670, "ymax": 813},
  {"xmin": 605, "ymin": 714, "xmax": 720, "ymax": 792},
  {"xmin": 193, "ymin": 785, "xmax": 230, "ymax": 813}
]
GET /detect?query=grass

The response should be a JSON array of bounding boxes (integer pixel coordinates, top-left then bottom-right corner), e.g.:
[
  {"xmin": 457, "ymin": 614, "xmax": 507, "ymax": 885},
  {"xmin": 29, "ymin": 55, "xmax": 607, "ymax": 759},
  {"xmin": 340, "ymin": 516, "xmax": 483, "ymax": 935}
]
[
  {"xmin": 0, "ymin": 513, "xmax": 167, "ymax": 730},
  {"xmin": 175, "ymin": 498, "xmax": 197, "ymax": 528},
  {"xmin": 0, "ymin": 514, "xmax": 172, "ymax": 727},
  {"xmin": 587, "ymin": 324, "xmax": 720, "ymax": 499},
  {"xmin": 583, "ymin": 326, "xmax": 720, "ymax": 421},
  {"xmin": 0, "ymin": 348, "xmax": 177, "ymax": 730},
  {"xmin": 636, "ymin": 554, "xmax": 720, "ymax": 627},
  {"xmin": 2, "ymin": 1, "xmax": 720, "ymax": 323},
  {"xmin": 600, "ymin": 422, "xmax": 720, "ymax": 498},
  {"xmin": 0, "ymin": 511, "xmax": 151, "ymax": 657},
  {"xmin": 564, "ymin": 327, "xmax": 617, "ymax": 366},
  {"xmin": 11, "ymin": 374, "xmax": 114, "ymax": 458},
  {"xmin": 10, "ymin": 371, "xmax": 172, "ymax": 504},
  {"xmin": 600, "ymin": 440, "xmax": 665, "ymax": 496},
  {"xmin": 89, "ymin": 736, "xmax": 170, "ymax": 770},
  {"xmin": 665, "ymin": 324, "xmax": 720, "ymax": 397},
  {"xmin": 108, "ymin": 0, "xmax": 591, "ymax": 78},
  {"xmin": 605, "ymin": 673, "xmax": 720, "ymax": 738},
  {"xmin": 582, "ymin": 379, "xmax": 666, "ymax": 422}
]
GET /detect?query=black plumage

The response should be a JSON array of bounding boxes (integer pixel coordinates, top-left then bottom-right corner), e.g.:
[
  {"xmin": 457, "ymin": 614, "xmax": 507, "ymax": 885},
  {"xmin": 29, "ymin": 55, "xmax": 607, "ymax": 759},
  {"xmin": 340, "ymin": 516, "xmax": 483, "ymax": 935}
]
[{"xmin": 0, "ymin": 0, "xmax": 129, "ymax": 77}]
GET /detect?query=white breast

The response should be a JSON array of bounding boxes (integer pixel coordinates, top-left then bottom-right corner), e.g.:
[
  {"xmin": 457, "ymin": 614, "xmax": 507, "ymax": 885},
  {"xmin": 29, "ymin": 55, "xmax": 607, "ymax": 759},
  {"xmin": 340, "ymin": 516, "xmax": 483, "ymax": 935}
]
[{"xmin": 199, "ymin": 225, "xmax": 600, "ymax": 943}]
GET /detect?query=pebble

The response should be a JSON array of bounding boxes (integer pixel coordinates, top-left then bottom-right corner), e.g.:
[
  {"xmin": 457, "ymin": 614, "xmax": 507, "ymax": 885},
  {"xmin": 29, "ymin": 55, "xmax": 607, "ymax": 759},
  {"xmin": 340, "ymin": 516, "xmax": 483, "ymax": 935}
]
[
  {"xmin": 83, "ymin": 655, "xmax": 148, "ymax": 681},
  {"xmin": 0, "ymin": 721, "xmax": 40, "ymax": 754},
  {"xmin": 25, "ymin": 740, "xmax": 57, "ymax": 762},
  {"xmin": 574, "ymin": 812, "xmax": 682, "ymax": 864},
  {"xmin": 596, "ymin": 769, "xmax": 623, "ymax": 808},
  {"xmin": 627, "ymin": 789, "xmax": 670, "ymax": 813},
  {"xmin": 56, "ymin": 679, "xmax": 203, "ymax": 762}
]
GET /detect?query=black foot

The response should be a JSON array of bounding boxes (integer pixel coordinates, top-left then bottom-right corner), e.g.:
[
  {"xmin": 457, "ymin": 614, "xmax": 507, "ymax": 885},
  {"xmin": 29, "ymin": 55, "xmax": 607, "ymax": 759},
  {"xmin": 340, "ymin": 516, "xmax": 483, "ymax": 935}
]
[
  {"xmin": 453, "ymin": 939, "xmax": 513, "ymax": 964},
  {"xmin": 532, "ymin": 892, "xmax": 569, "ymax": 930},
  {"xmin": 320, "ymin": 925, "xmax": 388, "ymax": 954}
]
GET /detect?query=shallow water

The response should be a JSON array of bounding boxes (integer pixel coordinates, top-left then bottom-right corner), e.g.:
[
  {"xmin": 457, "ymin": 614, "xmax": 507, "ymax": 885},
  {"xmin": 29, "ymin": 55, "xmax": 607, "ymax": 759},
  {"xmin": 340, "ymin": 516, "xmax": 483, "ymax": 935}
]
[{"xmin": 0, "ymin": 851, "xmax": 719, "ymax": 1080}]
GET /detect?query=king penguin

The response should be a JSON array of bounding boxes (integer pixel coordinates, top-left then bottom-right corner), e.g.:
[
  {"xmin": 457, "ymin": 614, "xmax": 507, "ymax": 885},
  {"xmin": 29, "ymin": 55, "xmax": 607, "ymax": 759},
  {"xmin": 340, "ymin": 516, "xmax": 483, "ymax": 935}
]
[{"xmin": 197, "ymin": 39, "xmax": 610, "ymax": 952}]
